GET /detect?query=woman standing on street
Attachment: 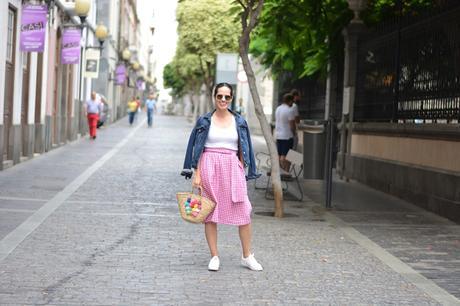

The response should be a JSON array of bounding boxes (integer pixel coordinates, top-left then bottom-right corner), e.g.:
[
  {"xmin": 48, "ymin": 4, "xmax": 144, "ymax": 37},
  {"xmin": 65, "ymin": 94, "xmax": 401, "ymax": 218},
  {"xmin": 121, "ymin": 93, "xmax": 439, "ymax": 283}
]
[{"xmin": 181, "ymin": 83, "xmax": 263, "ymax": 272}]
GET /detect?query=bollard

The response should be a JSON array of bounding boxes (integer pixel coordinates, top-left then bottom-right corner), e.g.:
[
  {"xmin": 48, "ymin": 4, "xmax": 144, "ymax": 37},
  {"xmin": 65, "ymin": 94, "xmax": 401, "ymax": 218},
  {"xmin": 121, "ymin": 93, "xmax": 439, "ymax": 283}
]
[{"xmin": 325, "ymin": 117, "xmax": 334, "ymax": 209}]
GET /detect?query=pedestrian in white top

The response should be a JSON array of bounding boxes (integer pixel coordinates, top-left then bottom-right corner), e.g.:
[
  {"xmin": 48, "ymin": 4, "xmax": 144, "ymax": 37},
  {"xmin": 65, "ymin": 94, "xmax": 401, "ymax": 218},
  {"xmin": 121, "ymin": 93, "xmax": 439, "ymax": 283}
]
[
  {"xmin": 275, "ymin": 93, "xmax": 295, "ymax": 171},
  {"xmin": 144, "ymin": 94, "xmax": 157, "ymax": 127}
]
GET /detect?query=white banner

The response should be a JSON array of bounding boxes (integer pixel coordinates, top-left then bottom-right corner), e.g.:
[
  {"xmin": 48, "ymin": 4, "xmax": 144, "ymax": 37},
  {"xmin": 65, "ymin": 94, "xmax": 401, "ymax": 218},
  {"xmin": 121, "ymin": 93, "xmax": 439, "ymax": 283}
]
[
  {"xmin": 215, "ymin": 53, "xmax": 238, "ymax": 84},
  {"xmin": 84, "ymin": 48, "xmax": 100, "ymax": 78}
]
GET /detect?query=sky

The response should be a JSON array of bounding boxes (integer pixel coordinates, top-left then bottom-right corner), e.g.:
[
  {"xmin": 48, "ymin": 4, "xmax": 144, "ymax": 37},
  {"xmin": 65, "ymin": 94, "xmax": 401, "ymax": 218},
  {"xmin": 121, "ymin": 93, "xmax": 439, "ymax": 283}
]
[{"xmin": 137, "ymin": 0, "xmax": 178, "ymax": 101}]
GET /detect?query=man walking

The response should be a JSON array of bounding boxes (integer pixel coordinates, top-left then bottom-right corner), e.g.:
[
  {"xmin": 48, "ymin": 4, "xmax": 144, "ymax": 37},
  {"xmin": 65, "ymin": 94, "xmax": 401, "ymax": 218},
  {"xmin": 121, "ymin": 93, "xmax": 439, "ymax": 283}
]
[
  {"xmin": 144, "ymin": 94, "xmax": 157, "ymax": 127},
  {"xmin": 84, "ymin": 91, "xmax": 103, "ymax": 140},
  {"xmin": 275, "ymin": 93, "xmax": 296, "ymax": 171}
]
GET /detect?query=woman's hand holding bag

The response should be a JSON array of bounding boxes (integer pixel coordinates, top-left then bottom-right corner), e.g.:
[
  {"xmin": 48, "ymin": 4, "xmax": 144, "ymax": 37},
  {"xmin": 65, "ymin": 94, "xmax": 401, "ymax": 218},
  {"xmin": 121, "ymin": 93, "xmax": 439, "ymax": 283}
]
[{"xmin": 176, "ymin": 185, "xmax": 215, "ymax": 224}]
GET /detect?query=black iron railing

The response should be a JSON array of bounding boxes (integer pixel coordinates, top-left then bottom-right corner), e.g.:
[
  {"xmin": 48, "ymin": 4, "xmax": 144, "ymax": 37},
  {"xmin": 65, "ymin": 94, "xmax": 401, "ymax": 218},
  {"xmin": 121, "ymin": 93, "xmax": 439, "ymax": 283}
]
[{"xmin": 355, "ymin": 3, "xmax": 460, "ymax": 123}]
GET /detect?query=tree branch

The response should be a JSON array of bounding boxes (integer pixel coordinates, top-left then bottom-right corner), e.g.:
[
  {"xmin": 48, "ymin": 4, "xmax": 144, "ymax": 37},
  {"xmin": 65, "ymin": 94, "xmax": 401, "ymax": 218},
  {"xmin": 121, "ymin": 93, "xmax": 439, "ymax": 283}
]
[
  {"xmin": 240, "ymin": 3, "xmax": 249, "ymax": 30},
  {"xmin": 248, "ymin": 0, "xmax": 264, "ymax": 32},
  {"xmin": 236, "ymin": 0, "xmax": 246, "ymax": 10}
]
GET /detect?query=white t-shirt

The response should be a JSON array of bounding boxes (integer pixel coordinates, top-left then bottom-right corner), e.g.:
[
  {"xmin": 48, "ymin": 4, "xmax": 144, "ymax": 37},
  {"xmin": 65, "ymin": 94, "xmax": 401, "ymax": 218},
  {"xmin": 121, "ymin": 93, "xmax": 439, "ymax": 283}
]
[
  {"xmin": 275, "ymin": 104, "xmax": 295, "ymax": 140},
  {"xmin": 291, "ymin": 103, "xmax": 299, "ymax": 118},
  {"xmin": 204, "ymin": 118, "xmax": 239, "ymax": 151}
]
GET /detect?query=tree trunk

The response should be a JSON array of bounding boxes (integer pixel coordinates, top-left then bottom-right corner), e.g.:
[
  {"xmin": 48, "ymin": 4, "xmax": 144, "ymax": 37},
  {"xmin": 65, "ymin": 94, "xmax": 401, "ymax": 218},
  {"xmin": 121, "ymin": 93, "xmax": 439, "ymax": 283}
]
[
  {"xmin": 204, "ymin": 81, "xmax": 213, "ymax": 112},
  {"xmin": 238, "ymin": 0, "xmax": 283, "ymax": 218},
  {"xmin": 192, "ymin": 92, "xmax": 199, "ymax": 123},
  {"xmin": 198, "ymin": 56, "xmax": 214, "ymax": 111}
]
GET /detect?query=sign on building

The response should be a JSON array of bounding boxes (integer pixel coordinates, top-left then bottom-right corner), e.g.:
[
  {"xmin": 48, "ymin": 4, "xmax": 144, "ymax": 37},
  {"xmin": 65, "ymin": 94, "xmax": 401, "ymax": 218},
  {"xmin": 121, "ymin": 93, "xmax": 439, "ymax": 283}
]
[
  {"xmin": 215, "ymin": 53, "xmax": 238, "ymax": 84},
  {"xmin": 115, "ymin": 64, "xmax": 126, "ymax": 85},
  {"xmin": 20, "ymin": 4, "xmax": 47, "ymax": 52},
  {"xmin": 61, "ymin": 28, "xmax": 81, "ymax": 64},
  {"xmin": 84, "ymin": 48, "xmax": 100, "ymax": 78}
]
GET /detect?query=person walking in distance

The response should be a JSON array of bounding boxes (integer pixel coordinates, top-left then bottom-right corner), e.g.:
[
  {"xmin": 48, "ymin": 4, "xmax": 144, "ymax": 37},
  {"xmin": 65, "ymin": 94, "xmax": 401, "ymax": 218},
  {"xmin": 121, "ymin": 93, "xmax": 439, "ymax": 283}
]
[
  {"xmin": 144, "ymin": 93, "xmax": 157, "ymax": 127},
  {"xmin": 84, "ymin": 91, "xmax": 103, "ymax": 140},
  {"xmin": 127, "ymin": 97, "xmax": 138, "ymax": 126},
  {"xmin": 275, "ymin": 93, "xmax": 296, "ymax": 171},
  {"xmin": 181, "ymin": 82, "xmax": 263, "ymax": 272}
]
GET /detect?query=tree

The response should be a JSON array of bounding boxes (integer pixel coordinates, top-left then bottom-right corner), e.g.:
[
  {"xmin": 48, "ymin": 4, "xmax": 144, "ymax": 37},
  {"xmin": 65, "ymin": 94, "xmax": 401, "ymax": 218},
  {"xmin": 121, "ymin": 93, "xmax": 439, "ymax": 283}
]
[
  {"xmin": 250, "ymin": 0, "xmax": 351, "ymax": 79},
  {"xmin": 249, "ymin": 0, "xmax": 434, "ymax": 80},
  {"xmin": 175, "ymin": 0, "xmax": 241, "ymax": 108},
  {"xmin": 236, "ymin": 0, "xmax": 285, "ymax": 218},
  {"xmin": 362, "ymin": 0, "xmax": 433, "ymax": 24},
  {"xmin": 163, "ymin": 63, "xmax": 186, "ymax": 98}
]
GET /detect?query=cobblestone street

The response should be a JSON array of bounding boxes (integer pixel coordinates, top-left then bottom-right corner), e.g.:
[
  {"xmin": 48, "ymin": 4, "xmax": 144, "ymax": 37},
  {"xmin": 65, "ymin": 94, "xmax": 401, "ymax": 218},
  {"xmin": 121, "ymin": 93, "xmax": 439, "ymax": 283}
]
[{"xmin": 0, "ymin": 115, "xmax": 458, "ymax": 305}]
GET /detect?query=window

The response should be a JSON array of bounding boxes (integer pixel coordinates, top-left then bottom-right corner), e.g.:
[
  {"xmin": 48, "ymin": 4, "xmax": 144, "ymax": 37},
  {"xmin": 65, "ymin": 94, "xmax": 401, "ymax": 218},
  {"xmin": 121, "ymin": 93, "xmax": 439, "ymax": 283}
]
[{"xmin": 6, "ymin": 8, "xmax": 15, "ymax": 63}]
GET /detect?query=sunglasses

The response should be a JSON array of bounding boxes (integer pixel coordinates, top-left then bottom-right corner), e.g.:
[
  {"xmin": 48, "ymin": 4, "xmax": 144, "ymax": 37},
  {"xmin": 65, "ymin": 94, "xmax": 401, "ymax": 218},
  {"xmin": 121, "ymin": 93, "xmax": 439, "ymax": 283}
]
[{"xmin": 216, "ymin": 94, "xmax": 233, "ymax": 102}]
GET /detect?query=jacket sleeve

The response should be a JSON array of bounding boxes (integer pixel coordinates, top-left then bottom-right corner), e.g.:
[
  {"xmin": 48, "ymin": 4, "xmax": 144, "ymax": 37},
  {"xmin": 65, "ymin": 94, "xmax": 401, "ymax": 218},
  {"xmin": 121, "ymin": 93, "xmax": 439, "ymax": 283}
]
[
  {"xmin": 245, "ymin": 127, "xmax": 261, "ymax": 181},
  {"xmin": 180, "ymin": 125, "xmax": 197, "ymax": 179}
]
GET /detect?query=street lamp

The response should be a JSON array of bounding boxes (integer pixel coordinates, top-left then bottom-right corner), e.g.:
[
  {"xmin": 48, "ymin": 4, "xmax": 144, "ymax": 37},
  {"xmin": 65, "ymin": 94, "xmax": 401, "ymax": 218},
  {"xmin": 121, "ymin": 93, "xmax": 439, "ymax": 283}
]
[
  {"xmin": 75, "ymin": 0, "xmax": 91, "ymax": 24},
  {"xmin": 347, "ymin": 0, "xmax": 366, "ymax": 23},
  {"xmin": 95, "ymin": 24, "xmax": 108, "ymax": 48},
  {"xmin": 122, "ymin": 49, "xmax": 131, "ymax": 61}
]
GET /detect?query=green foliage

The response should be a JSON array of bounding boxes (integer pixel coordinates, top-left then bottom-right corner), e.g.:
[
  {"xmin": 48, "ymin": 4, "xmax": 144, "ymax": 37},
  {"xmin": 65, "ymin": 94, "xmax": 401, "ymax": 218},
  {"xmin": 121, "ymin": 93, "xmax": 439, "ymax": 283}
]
[
  {"xmin": 362, "ymin": 0, "xmax": 433, "ymax": 24},
  {"xmin": 163, "ymin": 0, "xmax": 241, "ymax": 97},
  {"xmin": 163, "ymin": 63, "xmax": 185, "ymax": 98},
  {"xmin": 250, "ymin": 0, "xmax": 434, "ymax": 80},
  {"xmin": 250, "ymin": 0, "xmax": 352, "ymax": 79}
]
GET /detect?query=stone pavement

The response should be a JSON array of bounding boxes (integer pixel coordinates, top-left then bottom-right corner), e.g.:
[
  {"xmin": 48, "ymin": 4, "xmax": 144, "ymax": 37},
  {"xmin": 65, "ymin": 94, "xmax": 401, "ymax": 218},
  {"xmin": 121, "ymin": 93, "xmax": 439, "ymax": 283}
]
[{"xmin": 0, "ymin": 114, "xmax": 457, "ymax": 305}]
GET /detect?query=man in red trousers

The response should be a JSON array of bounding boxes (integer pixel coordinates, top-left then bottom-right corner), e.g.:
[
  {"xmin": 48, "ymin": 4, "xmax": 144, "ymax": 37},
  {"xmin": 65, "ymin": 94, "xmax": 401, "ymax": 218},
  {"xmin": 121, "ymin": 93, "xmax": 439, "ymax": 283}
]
[{"xmin": 84, "ymin": 91, "xmax": 103, "ymax": 140}]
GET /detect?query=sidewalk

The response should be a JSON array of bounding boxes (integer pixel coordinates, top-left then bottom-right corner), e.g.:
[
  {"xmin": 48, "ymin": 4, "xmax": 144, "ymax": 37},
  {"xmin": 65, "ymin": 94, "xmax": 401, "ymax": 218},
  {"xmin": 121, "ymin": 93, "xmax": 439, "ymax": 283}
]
[
  {"xmin": 0, "ymin": 115, "xmax": 457, "ymax": 305},
  {"xmin": 252, "ymin": 134, "xmax": 460, "ymax": 303},
  {"xmin": 304, "ymin": 177, "xmax": 460, "ymax": 300}
]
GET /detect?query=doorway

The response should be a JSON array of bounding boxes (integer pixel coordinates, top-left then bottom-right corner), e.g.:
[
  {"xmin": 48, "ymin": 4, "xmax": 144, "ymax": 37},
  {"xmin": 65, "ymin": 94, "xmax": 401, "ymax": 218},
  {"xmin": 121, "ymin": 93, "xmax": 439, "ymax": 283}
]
[
  {"xmin": 21, "ymin": 53, "xmax": 31, "ymax": 156},
  {"xmin": 3, "ymin": 6, "xmax": 17, "ymax": 160}
]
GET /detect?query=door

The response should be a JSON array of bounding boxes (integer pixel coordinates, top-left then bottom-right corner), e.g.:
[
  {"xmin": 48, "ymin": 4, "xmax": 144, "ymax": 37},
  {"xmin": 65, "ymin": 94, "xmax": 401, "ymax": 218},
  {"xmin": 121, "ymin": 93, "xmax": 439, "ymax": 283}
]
[
  {"xmin": 59, "ymin": 64, "xmax": 69, "ymax": 142},
  {"xmin": 35, "ymin": 53, "xmax": 43, "ymax": 125},
  {"xmin": 34, "ymin": 53, "xmax": 43, "ymax": 152},
  {"xmin": 66, "ymin": 65, "xmax": 74, "ymax": 141},
  {"xmin": 3, "ymin": 7, "xmax": 16, "ymax": 159},
  {"xmin": 52, "ymin": 30, "xmax": 61, "ymax": 145},
  {"xmin": 21, "ymin": 53, "xmax": 30, "ymax": 156}
]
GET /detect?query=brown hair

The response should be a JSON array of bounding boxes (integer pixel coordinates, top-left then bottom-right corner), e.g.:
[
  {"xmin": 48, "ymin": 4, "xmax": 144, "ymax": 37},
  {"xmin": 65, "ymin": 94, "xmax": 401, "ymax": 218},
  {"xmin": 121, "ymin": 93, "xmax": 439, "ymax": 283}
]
[
  {"xmin": 290, "ymin": 89, "xmax": 299, "ymax": 97},
  {"xmin": 283, "ymin": 93, "xmax": 293, "ymax": 104}
]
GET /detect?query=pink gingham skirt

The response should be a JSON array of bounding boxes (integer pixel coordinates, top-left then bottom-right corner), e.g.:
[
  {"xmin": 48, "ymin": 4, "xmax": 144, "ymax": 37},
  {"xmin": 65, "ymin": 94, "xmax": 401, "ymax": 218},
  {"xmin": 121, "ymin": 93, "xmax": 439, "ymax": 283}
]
[{"xmin": 200, "ymin": 148, "xmax": 252, "ymax": 225}]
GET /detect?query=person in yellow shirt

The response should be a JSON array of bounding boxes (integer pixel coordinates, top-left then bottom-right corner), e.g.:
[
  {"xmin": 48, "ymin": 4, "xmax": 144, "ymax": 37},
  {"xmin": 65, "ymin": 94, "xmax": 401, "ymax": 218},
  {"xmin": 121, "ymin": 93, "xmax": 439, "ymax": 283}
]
[{"xmin": 127, "ymin": 97, "xmax": 138, "ymax": 126}]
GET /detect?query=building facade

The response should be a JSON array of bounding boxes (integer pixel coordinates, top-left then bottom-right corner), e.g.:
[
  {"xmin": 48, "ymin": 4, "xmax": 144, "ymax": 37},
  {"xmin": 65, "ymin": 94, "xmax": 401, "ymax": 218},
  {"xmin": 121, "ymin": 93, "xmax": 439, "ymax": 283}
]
[{"xmin": 0, "ymin": 0, "xmax": 145, "ymax": 171}]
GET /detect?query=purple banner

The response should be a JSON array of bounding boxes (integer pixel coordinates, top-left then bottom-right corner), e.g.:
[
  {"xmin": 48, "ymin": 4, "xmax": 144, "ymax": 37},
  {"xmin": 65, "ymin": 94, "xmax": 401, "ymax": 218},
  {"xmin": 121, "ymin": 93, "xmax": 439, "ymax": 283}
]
[
  {"xmin": 20, "ymin": 4, "xmax": 47, "ymax": 52},
  {"xmin": 115, "ymin": 65, "xmax": 126, "ymax": 85},
  {"xmin": 136, "ymin": 79, "xmax": 145, "ymax": 91},
  {"xmin": 61, "ymin": 28, "xmax": 81, "ymax": 64}
]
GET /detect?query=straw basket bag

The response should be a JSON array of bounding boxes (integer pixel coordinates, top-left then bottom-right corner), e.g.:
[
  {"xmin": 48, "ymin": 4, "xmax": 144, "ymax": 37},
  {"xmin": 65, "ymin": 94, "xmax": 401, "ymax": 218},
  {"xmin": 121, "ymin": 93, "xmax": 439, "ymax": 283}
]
[{"xmin": 176, "ymin": 186, "xmax": 216, "ymax": 224}]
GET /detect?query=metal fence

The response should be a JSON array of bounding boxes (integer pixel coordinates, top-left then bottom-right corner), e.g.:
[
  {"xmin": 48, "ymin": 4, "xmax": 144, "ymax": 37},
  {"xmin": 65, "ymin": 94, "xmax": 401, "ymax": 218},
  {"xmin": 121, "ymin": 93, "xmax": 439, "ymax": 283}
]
[{"xmin": 355, "ymin": 3, "xmax": 460, "ymax": 123}]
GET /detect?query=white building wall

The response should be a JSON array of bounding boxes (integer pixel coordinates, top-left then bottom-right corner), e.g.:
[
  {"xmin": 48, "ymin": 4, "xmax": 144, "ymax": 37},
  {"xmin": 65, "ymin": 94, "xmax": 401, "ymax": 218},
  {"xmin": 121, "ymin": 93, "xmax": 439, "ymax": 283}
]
[
  {"xmin": 27, "ymin": 53, "xmax": 38, "ymax": 124},
  {"xmin": 11, "ymin": 0, "xmax": 23, "ymax": 126},
  {"xmin": 0, "ymin": 1, "xmax": 8, "ymax": 124}
]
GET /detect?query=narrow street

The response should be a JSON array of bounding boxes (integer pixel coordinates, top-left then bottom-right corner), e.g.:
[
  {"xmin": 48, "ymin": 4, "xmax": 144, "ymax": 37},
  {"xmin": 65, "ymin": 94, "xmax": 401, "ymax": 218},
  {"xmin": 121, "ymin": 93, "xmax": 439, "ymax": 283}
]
[{"xmin": 0, "ymin": 114, "xmax": 457, "ymax": 305}]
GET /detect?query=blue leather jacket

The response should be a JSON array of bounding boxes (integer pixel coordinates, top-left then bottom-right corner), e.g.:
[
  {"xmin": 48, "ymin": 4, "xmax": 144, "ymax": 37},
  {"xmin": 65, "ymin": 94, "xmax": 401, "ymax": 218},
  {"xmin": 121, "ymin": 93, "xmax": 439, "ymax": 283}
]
[{"xmin": 181, "ymin": 109, "xmax": 261, "ymax": 180}]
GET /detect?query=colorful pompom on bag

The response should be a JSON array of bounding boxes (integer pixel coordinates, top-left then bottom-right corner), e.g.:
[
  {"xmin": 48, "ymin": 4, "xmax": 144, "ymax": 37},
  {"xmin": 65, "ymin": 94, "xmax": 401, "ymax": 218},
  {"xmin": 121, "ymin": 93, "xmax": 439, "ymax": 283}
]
[{"xmin": 176, "ymin": 186, "xmax": 215, "ymax": 224}]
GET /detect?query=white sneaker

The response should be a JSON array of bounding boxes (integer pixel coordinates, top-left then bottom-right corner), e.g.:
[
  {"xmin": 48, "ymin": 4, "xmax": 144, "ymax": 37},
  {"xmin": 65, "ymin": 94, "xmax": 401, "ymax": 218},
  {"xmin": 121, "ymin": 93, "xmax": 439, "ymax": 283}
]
[
  {"xmin": 208, "ymin": 256, "xmax": 220, "ymax": 271},
  {"xmin": 241, "ymin": 254, "xmax": 263, "ymax": 271}
]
